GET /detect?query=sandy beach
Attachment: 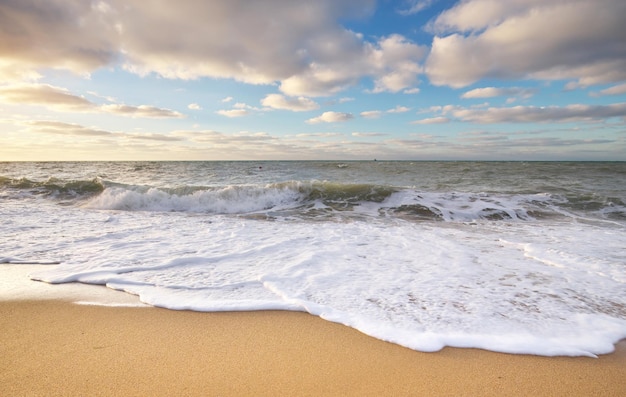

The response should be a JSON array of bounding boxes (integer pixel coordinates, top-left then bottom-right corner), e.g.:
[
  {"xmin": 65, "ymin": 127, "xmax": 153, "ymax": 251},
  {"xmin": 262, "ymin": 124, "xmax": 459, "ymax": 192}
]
[{"xmin": 1, "ymin": 300, "xmax": 625, "ymax": 397}]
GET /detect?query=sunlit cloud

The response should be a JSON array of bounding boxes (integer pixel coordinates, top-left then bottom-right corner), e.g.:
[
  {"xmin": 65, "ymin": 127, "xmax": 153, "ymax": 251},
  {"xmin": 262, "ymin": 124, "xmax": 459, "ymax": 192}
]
[
  {"xmin": 360, "ymin": 110, "xmax": 382, "ymax": 119},
  {"xmin": 449, "ymin": 103, "xmax": 626, "ymax": 124},
  {"xmin": 129, "ymin": 133, "xmax": 185, "ymax": 142},
  {"xmin": 0, "ymin": 84, "xmax": 92, "ymax": 111},
  {"xmin": 412, "ymin": 116, "xmax": 450, "ymax": 125},
  {"xmin": 461, "ymin": 87, "xmax": 538, "ymax": 100},
  {"xmin": 425, "ymin": 0, "xmax": 626, "ymax": 88},
  {"xmin": 24, "ymin": 120, "xmax": 112, "ymax": 136},
  {"xmin": 100, "ymin": 104, "xmax": 184, "ymax": 118},
  {"xmin": 387, "ymin": 105, "xmax": 411, "ymax": 113},
  {"xmin": 0, "ymin": 83, "xmax": 184, "ymax": 118},
  {"xmin": 216, "ymin": 109, "xmax": 250, "ymax": 118},
  {"xmin": 306, "ymin": 111, "xmax": 354, "ymax": 124},
  {"xmin": 352, "ymin": 132, "xmax": 387, "ymax": 137},
  {"xmin": 260, "ymin": 94, "xmax": 319, "ymax": 112}
]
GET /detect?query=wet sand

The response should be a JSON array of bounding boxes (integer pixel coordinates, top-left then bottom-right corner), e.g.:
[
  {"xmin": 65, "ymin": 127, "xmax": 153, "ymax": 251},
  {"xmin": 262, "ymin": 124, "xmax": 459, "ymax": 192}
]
[{"xmin": 1, "ymin": 300, "xmax": 625, "ymax": 396}]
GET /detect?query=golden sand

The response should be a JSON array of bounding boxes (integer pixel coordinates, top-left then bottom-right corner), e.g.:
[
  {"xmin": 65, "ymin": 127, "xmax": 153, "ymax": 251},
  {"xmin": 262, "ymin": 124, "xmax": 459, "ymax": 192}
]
[{"xmin": 1, "ymin": 300, "xmax": 624, "ymax": 396}]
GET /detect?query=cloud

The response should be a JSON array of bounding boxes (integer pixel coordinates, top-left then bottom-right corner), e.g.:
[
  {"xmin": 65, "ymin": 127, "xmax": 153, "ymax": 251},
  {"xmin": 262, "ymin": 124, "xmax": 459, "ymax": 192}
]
[
  {"xmin": 0, "ymin": 83, "xmax": 183, "ymax": 118},
  {"xmin": 114, "ymin": 1, "xmax": 375, "ymax": 84},
  {"xmin": 101, "ymin": 104, "xmax": 184, "ymax": 118},
  {"xmin": 24, "ymin": 121, "xmax": 112, "ymax": 136},
  {"xmin": 23, "ymin": 120, "xmax": 190, "ymax": 142},
  {"xmin": 0, "ymin": 83, "xmax": 93, "ymax": 111},
  {"xmin": 188, "ymin": 103, "xmax": 202, "ymax": 110},
  {"xmin": 367, "ymin": 35, "xmax": 425, "ymax": 94},
  {"xmin": 261, "ymin": 94, "xmax": 319, "ymax": 112},
  {"xmin": 217, "ymin": 101, "xmax": 269, "ymax": 117},
  {"xmin": 590, "ymin": 83, "xmax": 626, "ymax": 97},
  {"xmin": 295, "ymin": 132, "xmax": 343, "ymax": 138},
  {"xmin": 0, "ymin": 1, "xmax": 427, "ymax": 97},
  {"xmin": 5, "ymin": 117, "xmax": 624, "ymax": 161},
  {"xmin": 280, "ymin": 33, "xmax": 426, "ymax": 96},
  {"xmin": 352, "ymin": 132, "xmax": 387, "ymax": 137},
  {"xmin": 397, "ymin": 0, "xmax": 437, "ymax": 16},
  {"xmin": 457, "ymin": 131, "xmax": 615, "ymax": 150},
  {"xmin": 387, "ymin": 105, "xmax": 411, "ymax": 113},
  {"xmin": 461, "ymin": 87, "xmax": 538, "ymax": 100},
  {"xmin": 425, "ymin": 0, "xmax": 626, "ymax": 88},
  {"xmin": 361, "ymin": 106, "xmax": 411, "ymax": 119},
  {"xmin": 129, "ymin": 133, "xmax": 185, "ymax": 142},
  {"xmin": 412, "ymin": 117, "xmax": 450, "ymax": 125},
  {"xmin": 221, "ymin": 96, "xmax": 233, "ymax": 103},
  {"xmin": 306, "ymin": 111, "xmax": 354, "ymax": 124},
  {"xmin": 0, "ymin": 0, "xmax": 119, "ymax": 82},
  {"xmin": 360, "ymin": 110, "xmax": 382, "ymax": 119},
  {"xmin": 216, "ymin": 109, "xmax": 250, "ymax": 118},
  {"xmin": 449, "ymin": 103, "xmax": 626, "ymax": 124}
]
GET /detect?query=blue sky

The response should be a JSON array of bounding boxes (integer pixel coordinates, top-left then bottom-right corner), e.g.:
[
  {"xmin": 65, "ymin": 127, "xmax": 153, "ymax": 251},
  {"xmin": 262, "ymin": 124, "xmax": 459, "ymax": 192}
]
[{"xmin": 1, "ymin": 0, "xmax": 625, "ymax": 161}]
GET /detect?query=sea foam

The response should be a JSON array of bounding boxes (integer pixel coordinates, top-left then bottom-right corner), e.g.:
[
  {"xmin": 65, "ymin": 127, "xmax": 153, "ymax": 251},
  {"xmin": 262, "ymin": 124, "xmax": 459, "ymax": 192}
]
[{"xmin": 23, "ymin": 206, "xmax": 626, "ymax": 357}]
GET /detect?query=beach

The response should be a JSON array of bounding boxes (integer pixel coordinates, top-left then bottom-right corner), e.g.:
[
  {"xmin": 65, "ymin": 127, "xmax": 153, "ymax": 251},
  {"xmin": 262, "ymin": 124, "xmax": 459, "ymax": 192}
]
[{"xmin": 1, "ymin": 299, "xmax": 625, "ymax": 397}]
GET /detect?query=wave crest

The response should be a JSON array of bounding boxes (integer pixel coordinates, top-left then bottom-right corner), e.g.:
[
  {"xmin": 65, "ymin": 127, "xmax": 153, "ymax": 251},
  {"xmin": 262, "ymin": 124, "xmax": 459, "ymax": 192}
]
[{"xmin": 0, "ymin": 176, "xmax": 104, "ymax": 198}]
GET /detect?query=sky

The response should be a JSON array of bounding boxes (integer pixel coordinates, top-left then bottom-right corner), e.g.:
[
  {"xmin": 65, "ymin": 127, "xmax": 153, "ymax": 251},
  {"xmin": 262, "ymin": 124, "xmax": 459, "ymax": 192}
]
[{"xmin": 1, "ymin": 0, "xmax": 625, "ymax": 161}]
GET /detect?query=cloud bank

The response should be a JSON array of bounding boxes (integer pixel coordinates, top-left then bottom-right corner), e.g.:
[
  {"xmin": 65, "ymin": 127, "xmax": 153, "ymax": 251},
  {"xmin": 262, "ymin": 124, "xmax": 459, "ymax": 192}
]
[
  {"xmin": 0, "ymin": 84, "xmax": 183, "ymax": 118},
  {"xmin": 2, "ymin": 0, "xmax": 624, "ymax": 96},
  {"xmin": 0, "ymin": 0, "xmax": 428, "ymax": 97},
  {"xmin": 425, "ymin": 0, "xmax": 626, "ymax": 88}
]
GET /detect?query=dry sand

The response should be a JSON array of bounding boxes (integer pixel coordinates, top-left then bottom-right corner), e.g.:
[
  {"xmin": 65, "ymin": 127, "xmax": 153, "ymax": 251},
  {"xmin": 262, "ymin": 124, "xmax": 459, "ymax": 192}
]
[{"xmin": 1, "ymin": 300, "xmax": 625, "ymax": 397}]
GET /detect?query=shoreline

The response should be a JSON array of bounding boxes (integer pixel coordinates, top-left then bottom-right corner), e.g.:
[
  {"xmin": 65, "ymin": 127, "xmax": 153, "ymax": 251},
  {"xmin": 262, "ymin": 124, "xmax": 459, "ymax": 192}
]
[{"xmin": 2, "ymin": 300, "xmax": 625, "ymax": 396}]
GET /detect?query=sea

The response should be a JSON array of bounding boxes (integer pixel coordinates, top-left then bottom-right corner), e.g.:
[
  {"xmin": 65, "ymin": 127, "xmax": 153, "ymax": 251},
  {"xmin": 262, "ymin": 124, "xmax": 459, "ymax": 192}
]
[{"xmin": 1, "ymin": 161, "xmax": 625, "ymax": 357}]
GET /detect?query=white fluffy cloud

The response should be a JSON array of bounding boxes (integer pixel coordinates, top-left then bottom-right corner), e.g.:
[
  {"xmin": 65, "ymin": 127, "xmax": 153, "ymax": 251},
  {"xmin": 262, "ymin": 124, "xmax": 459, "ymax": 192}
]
[
  {"xmin": 306, "ymin": 111, "xmax": 354, "ymax": 124},
  {"xmin": 412, "ymin": 116, "xmax": 450, "ymax": 125},
  {"xmin": 216, "ymin": 109, "xmax": 250, "ymax": 118},
  {"xmin": 261, "ymin": 94, "xmax": 319, "ymax": 112},
  {"xmin": 360, "ymin": 106, "xmax": 412, "ymax": 119},
  {"xmin": 425, "ymin": 0, "xmax": 626, "ymax": 88},
  {"xmin": 461, "ymin": 87, "xmax": 538, "ymax": 100},
  {"xmin": 387, "ymin": 105, "xmax": 411, "ymax": 113},
  {"xmin": 360, "ymin": 110, "xmax": 382, "ymax": 119}
]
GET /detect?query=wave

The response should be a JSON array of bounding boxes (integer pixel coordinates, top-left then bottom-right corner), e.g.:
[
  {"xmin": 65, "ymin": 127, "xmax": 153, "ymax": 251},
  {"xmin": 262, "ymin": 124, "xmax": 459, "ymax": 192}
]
[
  {"xmin": 80, "ymin": 181, "xmax": 624, "ymax": 222},
  {"xmin": 82, "ymin": 181, "xmax": 397, "ymax": 215},
  {"xmin": 0, "ymin": 176, "xmax": 104, "ymax": 199},
  {"xmin": 3, "ymin": 175, "xmax": 623, "ymax": 222}
]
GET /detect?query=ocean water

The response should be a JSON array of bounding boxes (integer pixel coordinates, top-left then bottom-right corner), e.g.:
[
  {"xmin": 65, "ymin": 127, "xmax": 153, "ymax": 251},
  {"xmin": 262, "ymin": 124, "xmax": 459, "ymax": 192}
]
[{"xmin": 1, "ymin": 161, "xmax": 625, "ymax": 357}]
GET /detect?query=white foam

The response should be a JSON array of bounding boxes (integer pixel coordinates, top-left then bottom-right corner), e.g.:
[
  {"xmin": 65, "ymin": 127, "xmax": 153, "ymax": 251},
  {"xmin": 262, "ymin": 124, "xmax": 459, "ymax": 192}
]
[
  {"xmin": 0, "ymin": 264, "xmax": 147, "ymax": 307},
  {"xmin": 14, "ymin": 205, "xmax": 625, "ymax": 357}
]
